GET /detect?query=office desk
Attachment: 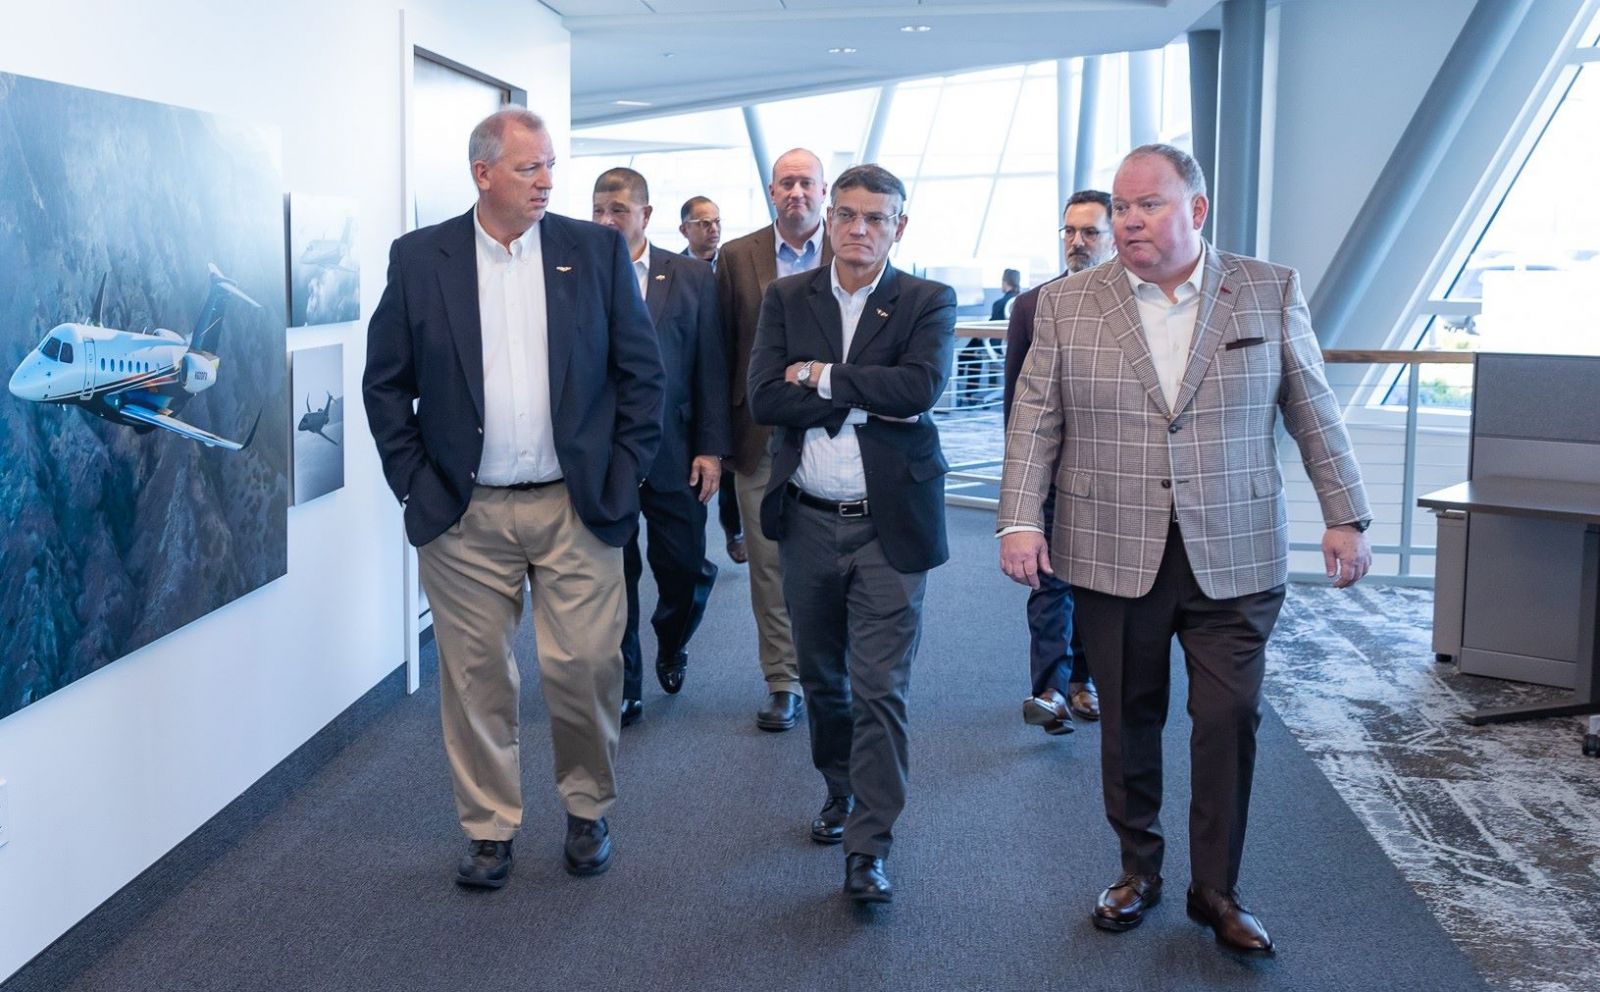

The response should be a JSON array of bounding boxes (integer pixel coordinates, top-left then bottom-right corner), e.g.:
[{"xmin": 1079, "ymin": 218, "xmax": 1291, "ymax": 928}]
[{"xmin": 1419, "ymin": 477, "xmax": 1600, "ymax": 740}]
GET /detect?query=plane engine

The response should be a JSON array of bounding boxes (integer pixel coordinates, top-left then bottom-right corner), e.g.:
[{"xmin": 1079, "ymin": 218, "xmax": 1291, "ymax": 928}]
[{"xmin": 181, "ymin": 352, "xmax": 219, "ymax": 394}]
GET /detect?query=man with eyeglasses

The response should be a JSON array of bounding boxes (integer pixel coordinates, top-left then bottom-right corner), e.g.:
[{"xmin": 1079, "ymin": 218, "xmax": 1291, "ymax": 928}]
[
  {"xmin": 718, "ymin": 149, "xmax": 833, "ymax": 733},
  {"xmin": 748, "ymin": 164, "xmax": 956, "ymax": 905},
  {"xmin": 1003, "ymin": 189, "xmax": 1114, "ymax": 738},
  {"xmin": 682, "ymin": 196, "xmax": 745, "ymax": 564}
]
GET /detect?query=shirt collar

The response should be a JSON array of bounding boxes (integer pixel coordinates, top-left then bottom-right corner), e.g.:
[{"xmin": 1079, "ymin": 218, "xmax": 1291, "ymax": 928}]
[
  {"xmin": 829, "ymin": 259, "xmax": 889, "ymax": 303},
  {"xmin": 1124, "ymin": 242, "xmax": 1206, "ymax": 301},
  {"xmin": 474, "ymin": 206, "xmax": 539, "ymax": 259},
  {"xmin": 633, "ymin": 242, "xmax": 651, "ymax": 276},
  {"xmin": 775, "ymin": 221, "xmax": 825, "ymax": 261}
]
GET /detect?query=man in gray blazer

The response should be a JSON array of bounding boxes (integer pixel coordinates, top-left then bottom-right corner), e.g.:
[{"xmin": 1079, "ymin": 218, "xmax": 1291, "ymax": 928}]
[{"xmin": 999, "ymin": 144, "xmax": 1372, "ymax": 956}]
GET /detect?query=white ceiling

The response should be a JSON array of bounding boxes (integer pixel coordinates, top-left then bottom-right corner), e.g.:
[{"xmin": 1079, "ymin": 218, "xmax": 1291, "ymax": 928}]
[{"xmin": 546, "ymin": 0, "xmax": 1225, "ymax": 126}]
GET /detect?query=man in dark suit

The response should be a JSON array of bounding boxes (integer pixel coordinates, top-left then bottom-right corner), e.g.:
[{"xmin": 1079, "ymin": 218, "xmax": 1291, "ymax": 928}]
[
  {"xmin": 363, "ymin": 108, "xmax": 664, "ymax": 890},
  {"xmin": 679, "ymin": 194, "xmax": 745, "ymax": 564},
  {"xmin": 748, "ymin": 164, "xmax": 956, "ymax": 904},
  {"xmin": 592, "ymin": 169, "xmax": 729, "ymax": 727},
  {"xmin": 1003, "ymin": 190, "xmax": 1114, "ymax": 736},
  {"xmin": 718, "ymin": 148, "xmax": 833, "ymax": 733}
]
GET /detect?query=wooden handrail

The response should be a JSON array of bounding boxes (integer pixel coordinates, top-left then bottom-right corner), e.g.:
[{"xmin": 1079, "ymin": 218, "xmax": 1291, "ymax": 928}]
[{"xmin": 1322, "ymin": 349, "xmax": 1475, "ymax": 364}]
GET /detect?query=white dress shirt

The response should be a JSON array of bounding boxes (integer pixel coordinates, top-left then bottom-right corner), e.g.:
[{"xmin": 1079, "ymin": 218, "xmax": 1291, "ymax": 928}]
[
  {"xmin": 474, "ymin": 209, "xmax": 561, "ymax": 486},
  {"xmin": 632, "ymin": 242, "xmax": 650, "ymax": 301},
  {"xmin": 1126, "ymin": 245, "xmax": 1206, "ymax": 411},
  {"xmin": 775, "ymin": 222, "xmax": 826, "ymax": 278},
  {"xmin": 791, "ymin": 261, "xmax": 888, "ymax": 501}
]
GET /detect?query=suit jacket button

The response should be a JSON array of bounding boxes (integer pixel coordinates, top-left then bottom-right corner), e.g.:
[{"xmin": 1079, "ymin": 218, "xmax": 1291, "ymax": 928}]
[
  {"xmin": 469, "ymin": 471, "xmax": 476, "ymax": 480},
  {"xmin": 1168, "ymin": 422, "xmax": 1180, "ymax": 433},
  {"xmin": 1160, "ymin": 479, "xmax": 1171, "ymax": 489},
  {"xmin": 477, "ymin": 426, "xmax": 484, "ymax": 435}
]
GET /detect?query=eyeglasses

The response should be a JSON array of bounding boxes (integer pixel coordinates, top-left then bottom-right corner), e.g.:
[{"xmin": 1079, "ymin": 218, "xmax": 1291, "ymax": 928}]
[
  {"xmin": 684, "ymin": 217, "xmax": 721, "ymax": 229},
  {"xmin": 1059, "ymin": 226, "xmax": 1105, "ymax": 240},
  {"xmin": 833, "ymin": 207, "xmax": 900, "ymax": 229}
]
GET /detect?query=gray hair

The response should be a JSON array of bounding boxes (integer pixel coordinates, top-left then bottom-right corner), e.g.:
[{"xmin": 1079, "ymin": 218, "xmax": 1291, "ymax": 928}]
[
  {"xmin": 1124, "ymin": 143, "xmax": 1207, "ymax": 200},
  {"xmin": 468, "ymin": 106, "xmax": 545, "ymax": 167},
  {"xmin": 831, "ymin": 164, "xmax": 907, "ymax": 207}
]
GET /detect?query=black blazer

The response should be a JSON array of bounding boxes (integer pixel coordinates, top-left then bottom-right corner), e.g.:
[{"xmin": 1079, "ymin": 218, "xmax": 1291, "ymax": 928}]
[
  {"xmin": 363, "ymin": 209, "xmax": 665, "ymax": 547},
  {"xmin": 747, "ymin": 264, "xmax": 957, "ymax": 574},
  {"xmin": 643, "ymin": 246, "xmax": 730, "ymax": 491}
]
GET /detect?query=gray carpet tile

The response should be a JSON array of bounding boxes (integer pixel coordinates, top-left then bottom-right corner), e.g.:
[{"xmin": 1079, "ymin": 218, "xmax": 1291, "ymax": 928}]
[
  {"xmin": 6, "ymin": 508, "xmax": 1494, "ymax": 992},
  {"xmin": 1266, "ymin": 583, "xmax": 1600, "ymax": 992}
]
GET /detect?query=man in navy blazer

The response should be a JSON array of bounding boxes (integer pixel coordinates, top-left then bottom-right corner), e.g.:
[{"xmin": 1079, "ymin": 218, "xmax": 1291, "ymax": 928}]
[
  {"xmin": 748, "ymin": 164, "xmax": 956, "ymax": 904},
  {"xmin": 363, "ymin": 108, "xmax": 664, "ymax": 890},
  {"xmin": 592, "ymin": 168, "xmax": 729, "ymax": 726}
]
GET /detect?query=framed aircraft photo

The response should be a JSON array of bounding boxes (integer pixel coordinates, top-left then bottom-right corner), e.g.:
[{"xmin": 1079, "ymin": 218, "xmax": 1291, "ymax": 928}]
[
  {"xmin": 289, "ymin": 343, "xmax": 345, "ymax": 505},
  {"xmin": 0, "ymin": 72, "xmax": 289, "ymax": 722},
  {"xmin": 287, "ymin": 193, "xmax": 360, "ymax": 327}
]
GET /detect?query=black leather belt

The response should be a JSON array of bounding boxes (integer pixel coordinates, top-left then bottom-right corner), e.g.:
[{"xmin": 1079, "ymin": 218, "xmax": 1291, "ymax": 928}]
[
  {"xmin": 487, "ymin": 478, "xmax": 563, "ymax": 491},
  {"xmin": 788, "ymin": 484, "xmax": 870, "ymax": 518}
]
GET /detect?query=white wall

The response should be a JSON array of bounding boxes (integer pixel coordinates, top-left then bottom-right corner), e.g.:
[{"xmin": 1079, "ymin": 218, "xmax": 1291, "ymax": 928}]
[{"xmin": 0, "ymin": 1, "xmax": 569, "ymax": 980}]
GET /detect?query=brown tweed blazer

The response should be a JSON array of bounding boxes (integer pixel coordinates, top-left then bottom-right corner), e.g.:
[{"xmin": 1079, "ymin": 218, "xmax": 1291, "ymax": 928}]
[
  {"xmin": 999, "ymin": 247, "xmax": 1370, "ymax": 600},
  {"xmin": 716, "ymin": 224, "xmax": 832, "ymax": 474}
]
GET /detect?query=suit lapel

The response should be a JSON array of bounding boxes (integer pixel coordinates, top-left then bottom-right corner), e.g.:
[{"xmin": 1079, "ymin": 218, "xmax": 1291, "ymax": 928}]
[
  {"xmin": 754, "ymin": 226, "xmax": 778, "ymax": 290},
  {"xmin": 1096, "ymin": 262, "xmax": 1170, "ymax": 418},
  {"xmin": 438, "ymin": 210, "xmax": 485, "ymax": 421},
  {"xmin": 646, "ymin": 246, "xmax": 672, "ymax": 325},
  {"xmin": 846, "ymin": 265, "xmax": 899, "ymax": 363},
  {"xmin": 805, "ymin": 267, "xmax": 844, "ymax": 363},
  {"xmin": 541, "ymin": 214, "xmax": 578, "ymax": 416},
  {"xmin": 1170, "ymin": 246, "xmax": 1236, "ymax": 418}
]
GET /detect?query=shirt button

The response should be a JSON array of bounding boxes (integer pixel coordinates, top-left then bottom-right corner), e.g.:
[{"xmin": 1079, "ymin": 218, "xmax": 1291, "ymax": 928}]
[{"xmin": 1160, "ymin": 479, "xmax": 1171, "ymax": 489}]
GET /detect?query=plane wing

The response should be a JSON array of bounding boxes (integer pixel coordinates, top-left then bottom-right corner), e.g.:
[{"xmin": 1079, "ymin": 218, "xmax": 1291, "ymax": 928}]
[{"xmin": 119, "ymin": 403, "xmax": 251, "ymax": 451}]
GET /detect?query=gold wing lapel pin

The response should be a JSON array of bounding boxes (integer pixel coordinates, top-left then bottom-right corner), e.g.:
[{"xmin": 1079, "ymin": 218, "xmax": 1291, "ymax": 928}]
[
  {"xmin": 875, "ymin": 307, "xmax": 890, "ymax": 318},
  {"xmin": 556, "ymin": 265, "xmax": 573, "ymax": 273},
  {"xmin": 654, "ymin": 273, "xmax": 666, "ymax": 281}
]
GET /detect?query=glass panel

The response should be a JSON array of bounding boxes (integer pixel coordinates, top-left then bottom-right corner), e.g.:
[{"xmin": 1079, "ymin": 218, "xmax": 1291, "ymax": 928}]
[
  {"xmin": 1437, "ymin": 68, "xmax": 1599, "ymax": 356},
  {"xmin": 1584, "ymin": 4, "xmax": 1600, "ymax": 46}
]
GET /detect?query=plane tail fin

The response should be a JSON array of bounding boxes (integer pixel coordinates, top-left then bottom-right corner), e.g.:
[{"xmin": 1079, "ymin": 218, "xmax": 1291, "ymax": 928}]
[
  {"xmin": 190, "ymin": 263, "xmax": 261, "ymax": 354},
  {"xmin": 88, "ymin": 274, "xmax": 109, "ymax": 326}
]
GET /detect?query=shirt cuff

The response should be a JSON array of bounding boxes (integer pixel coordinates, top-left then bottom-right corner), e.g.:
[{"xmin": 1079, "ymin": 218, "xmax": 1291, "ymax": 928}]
[
  {"xmin": 996, "ymin": 525, "xmax": 1044, "ymax": 538},
  {"xmin": 817, "ymin": 363, "xmax": 834, "ymax": 398}
]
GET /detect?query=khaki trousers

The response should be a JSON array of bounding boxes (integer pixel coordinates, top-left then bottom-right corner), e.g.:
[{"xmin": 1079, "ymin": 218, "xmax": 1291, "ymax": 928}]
[
  {"xmin": 418, "ymin": 484, "xmax": 625, "ymax": 840},
  {"xmin": 733, "ymin": 451, "xmax": 801, "ymax": 695}
]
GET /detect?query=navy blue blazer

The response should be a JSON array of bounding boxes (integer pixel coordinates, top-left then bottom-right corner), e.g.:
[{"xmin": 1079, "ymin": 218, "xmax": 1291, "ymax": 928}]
[
  {"xmin": 747, "ymin": 264, "xmax": 957, "ymax": 574},
  {"xmin": 643, "ymin": 245, "xmax": 730, "ymax": 490},
  {"xmin": 363, "ymin": 209, "xmax": 665, "ymax": 547}
]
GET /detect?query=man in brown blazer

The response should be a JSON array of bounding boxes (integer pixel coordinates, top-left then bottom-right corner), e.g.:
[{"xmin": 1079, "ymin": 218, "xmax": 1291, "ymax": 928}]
[
  {"xmin": 717, "ymin": 148, "xmax": 833, "ymax": 732},
  {"xmin": 999, "ymin": 144, "xmax": 1372, "ymax": 956}
]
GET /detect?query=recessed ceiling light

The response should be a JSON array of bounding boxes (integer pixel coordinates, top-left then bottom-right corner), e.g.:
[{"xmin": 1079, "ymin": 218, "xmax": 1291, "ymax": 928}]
[
  {"xmin": 828, "ymin": 47, "xmax": 858, "ymax": 54},
  {"xmin": 901, "ymin": 24, "xmax": 932, "ymax": 33},
  {"xmin": 614, "ymin": 99, "xmax": 652, "ymax": 107}
]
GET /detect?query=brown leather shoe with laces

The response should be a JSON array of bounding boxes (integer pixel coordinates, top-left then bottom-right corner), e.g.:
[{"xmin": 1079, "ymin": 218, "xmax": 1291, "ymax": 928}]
[
  {"xmin": 1186, "ymin": 885, "xmax": 1274, "ymax": 956},
  {"xmin": 1093, "ymin": 873, "xmax": 1163, "ymax": 931}
]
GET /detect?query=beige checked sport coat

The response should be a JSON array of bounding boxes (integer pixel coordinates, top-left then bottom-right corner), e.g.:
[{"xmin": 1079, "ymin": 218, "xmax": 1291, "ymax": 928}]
[{"xmin": 998, "ymin": 247, "xmax": 1370, "ymax": 600}]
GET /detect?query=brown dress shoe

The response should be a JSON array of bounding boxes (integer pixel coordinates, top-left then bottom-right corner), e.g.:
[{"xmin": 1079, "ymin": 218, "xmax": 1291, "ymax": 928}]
[
  {"xmin": 1067, "ymin": 683, "xmax": 1100, "ymax": 721},
  {"xmin": 726, "ymin": 533, "xmax": 748, "ymax": 564},
  {"xmin": 1022, "ymin": 689, "xmax": 1074, "ymax": 735},
  {"xmin": 1186, "ymin": 885, "xmax": 1274, "ymax": 956},
  {"xmin": 1093, "ymin": 873, "xmax": 1163, "ymax": 931}
]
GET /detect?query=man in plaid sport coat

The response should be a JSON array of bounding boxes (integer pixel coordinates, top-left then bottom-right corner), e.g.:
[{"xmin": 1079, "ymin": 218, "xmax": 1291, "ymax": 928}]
[{"xmin": 999, "ymin": 144, "xmax": 1372, "ymax": 957}]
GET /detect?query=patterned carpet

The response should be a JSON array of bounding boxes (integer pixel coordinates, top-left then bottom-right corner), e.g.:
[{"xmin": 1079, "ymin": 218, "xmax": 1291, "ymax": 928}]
[{"xmin": 1267, "ymin": 583, "xmax": 1600, "ymax": 992}]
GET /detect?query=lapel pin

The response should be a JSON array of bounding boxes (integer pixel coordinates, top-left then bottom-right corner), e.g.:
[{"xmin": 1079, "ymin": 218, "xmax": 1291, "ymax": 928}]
[
  {"xmin": 556, "ymin": 265, "xmax": 572, "ymax": 273},
  {"xmin": 875, "ymin": 308, "xmax": 889, "ymax": 318},
  {"xmin": 654, "ymin": 273, "xmax": 666, "ymax": 281}
]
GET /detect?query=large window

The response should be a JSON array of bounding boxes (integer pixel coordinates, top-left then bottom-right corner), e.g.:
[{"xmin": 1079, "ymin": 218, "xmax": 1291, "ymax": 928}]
[{"xmin": 1389, "ymin": 8, "xmax": 1600, "ymax": 409}]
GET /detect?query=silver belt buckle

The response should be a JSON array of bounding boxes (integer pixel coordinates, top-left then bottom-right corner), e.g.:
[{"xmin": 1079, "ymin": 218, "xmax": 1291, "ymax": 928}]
[{"xmin": 838, "ymin": 499, "xmax": 869, "ymax": 518}]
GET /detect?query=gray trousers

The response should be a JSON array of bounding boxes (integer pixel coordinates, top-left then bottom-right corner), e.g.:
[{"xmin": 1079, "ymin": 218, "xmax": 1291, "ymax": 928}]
[{"xmin": 779, "ymin": 494, "xmax": 927, "ymax": 859}]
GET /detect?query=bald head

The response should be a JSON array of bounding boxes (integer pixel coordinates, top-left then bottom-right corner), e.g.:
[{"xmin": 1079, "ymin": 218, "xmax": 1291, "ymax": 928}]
[{"xmin": 769, "ymin": 147, "xmax": 827, "ymax": 241}]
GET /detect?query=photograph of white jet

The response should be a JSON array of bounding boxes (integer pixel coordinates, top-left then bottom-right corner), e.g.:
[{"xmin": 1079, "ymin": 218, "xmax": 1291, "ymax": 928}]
[{"xmin": 8, "ymin": 263, "xmax": 262, "ymax": 450}]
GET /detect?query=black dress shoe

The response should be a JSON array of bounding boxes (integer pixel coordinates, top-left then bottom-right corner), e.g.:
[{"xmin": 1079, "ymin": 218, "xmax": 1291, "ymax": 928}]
[
  {"xmin": 1186, "ymin": 885, "xmax": 1274, "ymax": 956},
  {"xmin": 1092, "ymin": 873, "xmax": 1163, "ymax": 931},
  {"xmin": 564, "ymin": 814, "xmax": 612, "ymax": 876},
  {"xmin": 656, "ymin": 650, "xmax": 687, "ymax": 694},
  {"xmin": 844, "ymin": 853, "xmax": 892, "ymax": 904},
  {"xmin": 756, "ymin": 690, "xmax": 803, "ymax": 732},
  {"xmin": 456, "ymin": 839, "xmax": 513, "ymax": 890},
  {"xmin": 620, "ymin": 697, "xmax": 642, "ymax": 727},
  {"xmin": 810, "ymin": 795, "xmax": 854, "ymax": 844}
]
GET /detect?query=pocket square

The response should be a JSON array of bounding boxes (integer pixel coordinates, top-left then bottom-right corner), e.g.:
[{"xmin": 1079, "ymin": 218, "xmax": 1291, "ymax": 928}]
[
  {"xmin": 1224, "ymin": 337, "xmax": 1265, "ymax": 350},
  {"xmin": 556, "ymin": 265, "xmax": 572, "ymax": 273}
]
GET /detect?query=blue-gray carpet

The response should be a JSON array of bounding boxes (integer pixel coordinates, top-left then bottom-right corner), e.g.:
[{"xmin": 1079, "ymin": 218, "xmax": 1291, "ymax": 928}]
[{"xmin": 5, "ymin": 507, "xmax": 1492, "ymax": 992}]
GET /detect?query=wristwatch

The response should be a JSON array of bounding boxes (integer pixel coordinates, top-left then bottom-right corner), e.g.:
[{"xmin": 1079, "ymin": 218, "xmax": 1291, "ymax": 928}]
[
  {"xmin": 1343, "ymin": 519, "xmax": 1371, "ymax": 533},
  {"xmin": 796, "ymin": 361, "xmax": 816, "ymax": 386}
]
